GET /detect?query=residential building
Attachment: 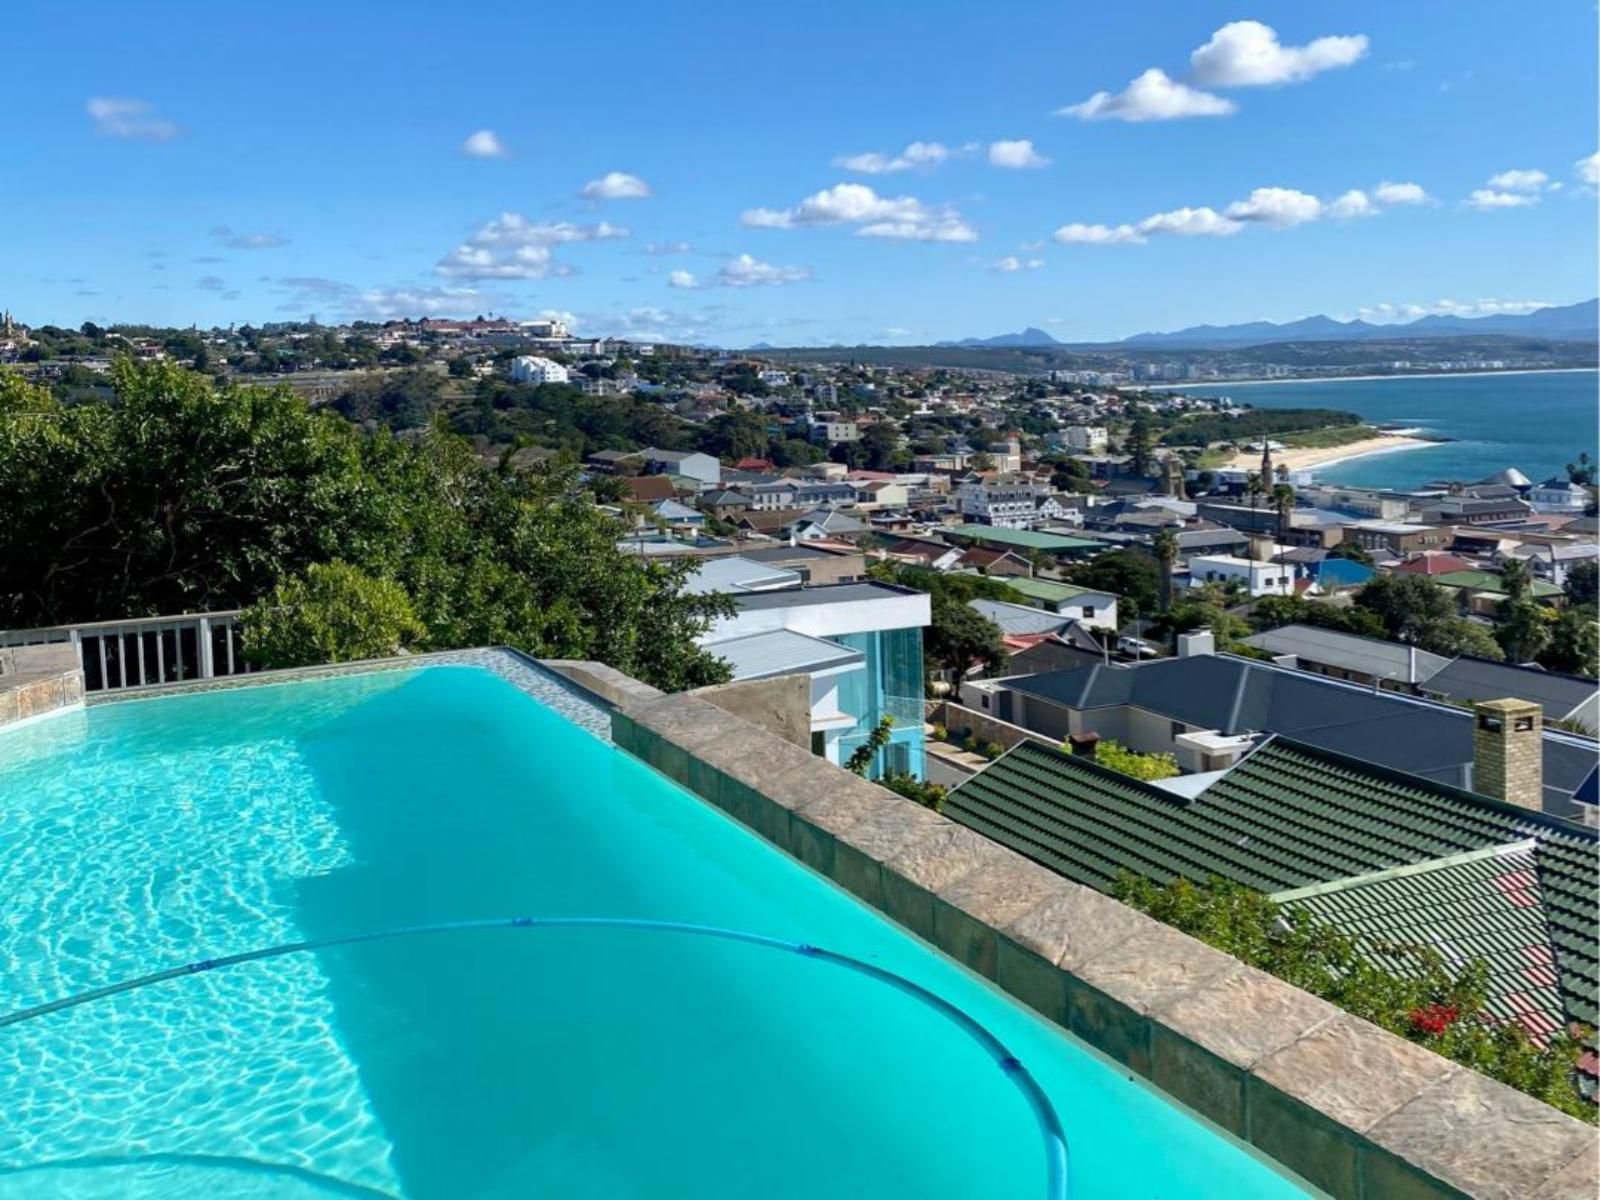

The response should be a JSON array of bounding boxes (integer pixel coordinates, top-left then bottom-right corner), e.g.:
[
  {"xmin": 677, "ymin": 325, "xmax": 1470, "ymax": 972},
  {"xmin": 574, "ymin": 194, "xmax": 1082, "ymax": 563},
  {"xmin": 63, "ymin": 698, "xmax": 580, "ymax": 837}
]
[
  {"xmin": 1421, "ymin": 658, "xmax": 1600, "ymax": 735},
  {"xmin": 1527, "ymin": 478, "xmax": 1591, "ymax": 513},
  {"xmin": 509, "ymin": 355, "xmax": 569, "ymax": 385},
  {"xmin": 1343, "ymin": 520, "xmax": 1454, "ymax": 557},
  {"xmin": 944, "ymin": 737, "xmax": 1597, "ymax": 1072},
  {"xmin": 640, "ymin": 448, "xmax": 721, "ymax": 487},
  {"xmin": 944, "ymin": 524, "xmax": 1101, "ymax": 559},
  {"xmin": 1242, "ymin": 624, "xmax": 1453, "ymax": 691},
  {"xmin": 788, "ymin": 509, "xmax": 871, "ymax": 542},
  {"xmin": 953, "ymin": 478, "xmax": 1064, "ymax": 530},
  {"xmin": 810, "ymin": 419, "xmax": 860, "ymax": 444},
  {"xmin": 700, "ymin": 582, "xmax": 931, "ymax": 777},
  {"xmin": 1186, "ymin": 554, "xmax": 1294, "ymax": 597},
  {"xmin": 999, "ymin": 577, "xmax": 1119, "ymax": 631},
  {"xmin": 971, "ymin": 654, "xmax": 1596, "ymax": 817},
  {"xmin": 1062, "ymin": 425, "xmax": 1109, "ymax": 453}
]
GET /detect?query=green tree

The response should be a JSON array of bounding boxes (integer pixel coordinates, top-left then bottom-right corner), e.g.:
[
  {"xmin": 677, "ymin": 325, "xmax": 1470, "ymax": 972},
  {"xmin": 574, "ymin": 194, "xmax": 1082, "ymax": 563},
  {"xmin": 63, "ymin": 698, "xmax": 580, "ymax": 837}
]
[
  {"xmin": 846, "ymin": 716, "xmax": 895, "ymax": 776},
  {"xmin": 1065, "ymin": 550, "xmax": 1159, "ymax": 623},
  {"xmin": 1420, "ymin": 617, "xmax": 1505, "ymax": 661},
  {"xmin": 1356, "ymin": 573, "xmax": 1455, "ymax": 643},
  {"xmin": 1564, "ymin": 561, "xmax": 1598, "ymax": 607},
  {"xmin": 1328, "ymin": 541, "xmax": 1375, "ymax": 566},
  {"xmin": 1542, "ymin": 606, "xmax": 1599, "ymax": 677},
  {"xmin": 1152, "ymin": 527, "xmax": 1178, "ymax": 613},
  {"xmin": 242, "ymin": 561, "xmax": 425, "ymax": 667},
  {"xmin": 926, "ymin": 593, "xmax": 1008, "ymax": 679},
  {"xmin": 1270, "ymin": 483, "xmax": 1296, "ymax": 543},
  {"xmin": 1497, "ymin": 600, "xmax": 1552, "ymax": 664},
  {"xmin": 1565, "ymin": 452, "xmax": 1595, "ymax": 487}
]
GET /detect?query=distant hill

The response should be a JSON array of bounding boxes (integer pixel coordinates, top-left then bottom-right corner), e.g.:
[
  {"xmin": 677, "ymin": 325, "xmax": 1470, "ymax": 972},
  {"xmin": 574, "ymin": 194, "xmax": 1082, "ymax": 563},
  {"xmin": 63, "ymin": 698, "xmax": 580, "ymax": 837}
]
[
  {"xmin": 937, "ymin": 326, "xmax": 1061, "ymax": 348},
  {"xmin": 1116, "ymin": 299, "xmax": 1597, "ymax": 348}
]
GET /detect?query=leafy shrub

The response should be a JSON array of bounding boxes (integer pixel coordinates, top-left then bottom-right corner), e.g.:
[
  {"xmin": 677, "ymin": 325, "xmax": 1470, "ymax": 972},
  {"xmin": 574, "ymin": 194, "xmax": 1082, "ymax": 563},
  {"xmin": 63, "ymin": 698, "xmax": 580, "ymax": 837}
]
[
  {"xmin": 983, "ymin": 740, "xmax": 1005, "ymax": 760},
  {"xmin": 1114, "ymin": 874, "xmax": 1594, "ymax": 1121},
  {"xmin": 242, "ymin": 561, "xmax": 425, "ymax": 668},
  {"xmin": 880, "ymin": 773, "xmax": 948, "ymax": 813},
  {"xmin": 931, "ymin": 724, "xmax": 948, "ymax": 743},
  {"xmin": 1086, "ymin": 738, "xmax": 1181, "ymax": 781}
]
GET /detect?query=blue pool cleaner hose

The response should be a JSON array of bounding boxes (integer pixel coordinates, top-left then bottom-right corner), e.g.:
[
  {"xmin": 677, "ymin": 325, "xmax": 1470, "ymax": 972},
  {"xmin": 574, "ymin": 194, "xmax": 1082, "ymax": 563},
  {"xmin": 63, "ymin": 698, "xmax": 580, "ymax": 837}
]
[{"xmin": 1, "ymin": 916, "xmax": 1069, "ymax": 1199}]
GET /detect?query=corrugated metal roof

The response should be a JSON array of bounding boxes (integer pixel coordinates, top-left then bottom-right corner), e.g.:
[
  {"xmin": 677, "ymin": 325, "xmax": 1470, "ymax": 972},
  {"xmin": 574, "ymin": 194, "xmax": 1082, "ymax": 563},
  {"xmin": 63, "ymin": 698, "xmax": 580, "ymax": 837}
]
[
  {"xmin": 701, "ymin": 629, "xmax": 864, "ymax": 681},
  {"xmin": 946, "ymin": 737, "xmax": 1598, "ymax": 1038},
  {"xmin": 1423, "ymin": 657, "xmax": 1598, "ymax": 721},
  {"xmin": 969, "ymin": 599, "xmax": 1073, "ymax": 636},
  {"xmin": 1241, "ymin": 624, "xmax": 1452, "ymax": 684},
  {"xmin": 683, "ymin": 556, "xmax": 802, "ymax": 595}
]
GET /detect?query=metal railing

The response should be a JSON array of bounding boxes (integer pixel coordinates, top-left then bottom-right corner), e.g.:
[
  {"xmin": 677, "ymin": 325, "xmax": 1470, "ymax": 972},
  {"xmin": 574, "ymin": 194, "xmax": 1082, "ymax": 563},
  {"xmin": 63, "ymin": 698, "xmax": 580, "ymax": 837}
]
[{"xmin": 0, "ymin": 611, "xmax": 254, "ymax": 693}]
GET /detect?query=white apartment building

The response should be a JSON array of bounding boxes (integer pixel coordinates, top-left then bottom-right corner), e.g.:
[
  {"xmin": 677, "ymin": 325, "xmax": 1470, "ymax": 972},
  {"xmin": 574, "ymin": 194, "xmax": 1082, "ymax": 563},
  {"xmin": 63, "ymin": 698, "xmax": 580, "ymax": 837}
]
[
  {"xmin": 954, "ymin": 478, "xmax": 1064, "ymax": 530},
  {"xmin": 1062, "ymin": 425, "xmax": 1109, "ymax": 453},
  {"xmin": 519, "ymin": 318, "xmax": 569, "ymax": 339},
  {"xmin": 1187, "ymin": 554, "xmax": 1294, "ymax": 598},
  {"xmin": 510, "ymin": 355, "xmax": 570, "ymax": 385},
  {"xmin": 758, "ymin": 369, "xmax": 791, "ymax": 387}
]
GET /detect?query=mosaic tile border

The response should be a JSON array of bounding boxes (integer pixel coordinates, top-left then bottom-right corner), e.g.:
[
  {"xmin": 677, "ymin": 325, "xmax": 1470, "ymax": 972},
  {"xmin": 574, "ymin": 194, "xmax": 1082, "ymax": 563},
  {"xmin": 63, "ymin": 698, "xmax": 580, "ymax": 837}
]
[{"xmin": 83, "ymin": 647, "xmax": 613, "ymax": 742}]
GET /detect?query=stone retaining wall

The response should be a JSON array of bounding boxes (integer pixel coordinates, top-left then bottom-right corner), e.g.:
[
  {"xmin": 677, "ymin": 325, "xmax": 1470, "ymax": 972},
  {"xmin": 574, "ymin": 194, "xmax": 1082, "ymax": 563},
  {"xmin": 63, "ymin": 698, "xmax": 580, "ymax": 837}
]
[
  {"xmin": 0, "ymin": 644, "xmax": 85, "ymax": 728},
  {"xmin": 582, "ymin": 675, "xmax": 1596, "ymax": 1200}
]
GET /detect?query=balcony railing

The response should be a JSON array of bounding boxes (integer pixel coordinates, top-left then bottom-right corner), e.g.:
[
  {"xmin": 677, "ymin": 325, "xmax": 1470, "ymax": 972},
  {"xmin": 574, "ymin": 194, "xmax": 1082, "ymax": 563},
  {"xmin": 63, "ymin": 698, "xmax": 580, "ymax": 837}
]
[{"xmin": 0, "ymin": 612, "xmax": 255, "ymax": 693}]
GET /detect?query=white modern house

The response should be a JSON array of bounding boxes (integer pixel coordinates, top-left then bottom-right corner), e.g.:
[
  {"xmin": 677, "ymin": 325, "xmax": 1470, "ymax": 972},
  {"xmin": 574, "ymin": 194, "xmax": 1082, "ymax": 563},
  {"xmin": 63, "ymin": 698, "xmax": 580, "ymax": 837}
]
[
  {"xmin": 1186, "ymin": 554, "xmax": 1295, "ymax": 597},
  {"xmin": 1527, "ymin": 477, "xmax": 1591, "ymax": 514},
  {"xmin": 639, "ymin": 448, "xmax": 721, "ymax": 487},
  {"xmin": 509, "ymin": 355, "xmax": 569, "ymax": 385},
  {"xmin": 1062, "ymin": 425, "xmax": 1108, "ymax": 452},
  {"xmin": 698, "ymin": 582, "xmax": 932, "ymax": 777}
]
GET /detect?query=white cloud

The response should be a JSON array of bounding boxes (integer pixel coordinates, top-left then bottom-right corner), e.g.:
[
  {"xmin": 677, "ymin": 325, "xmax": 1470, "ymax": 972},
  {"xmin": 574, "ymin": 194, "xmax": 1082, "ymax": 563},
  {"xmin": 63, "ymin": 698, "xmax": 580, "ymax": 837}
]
[
  {"xmin": 992, "ymin": 256, "xmax": 1044, "ymax": 272},
  {"xmin": 835, "ymin": 141, "xmax": 953, "ymax": 174},
  {"xmin": 1465, "ymin": 188, "xmax": 1538, "ymax": 210},
  {"xmin": 988, "ymin": 139, "xmax": 1049, "ymax": 169},
  {"xmin": 1137, "ymin": 206, "xmax": 1243, "ymax": 237},
  {"xmin": 1058, "ymin": 68, "xmax": 1235, "ymax": 122},
  {"xmin": 742, "ymin": 182, "xmax": 976, "ymax": 242},
  {"xmin": 1327, "ymin": 189, "xmax": 1376, "ymax": 219},
  {"xmin": 644, "ymin": 241, "xmax": 694, "ymax": 255},
  {"xmin": 667, "ymin": 270, "xmax": 699, "ymax": 289},
  {"xmin": 717, "ymin": 253, "xmax": 811, "ymax": 287},
  {"xmin": 1374, "ymin": 180, "xmax": 1430, "ymax": 205},
  {"xmin": 196, "ymin": 275, "xmax": 226, "ymax": 291},
  {"xmin": 583, "ymin": 306, "xmax": 714, "ymax": 344},
  {"xmin": 580, "ymin": 171, "xmax": 651, "ymax": 200},
  {"xmin": 212, "ymin": 226, "xmax": 289, "ymax": 250},
  {"xmin": 1577, "ymin": 152, "xmax": 1600, "ymax": 187},
  {"xmin": 1189, "ymin": 21, "xmax": 1369, "ymax": 87},
  {"xmin": 1224, "ymin": 186, "xmax": 1322, "ymax": 227},
  {"xmin": 435, "ymin": 212, "xmax": 628, "ymax": 279},
  {"xmin": 1053, "ymin": 222, "xmax": 1145, "ymax": 245},
  {"xmin": 461, "ymin": 130, "xmax": 507, "ymax": 158},
  {"xmin": 1486, "ymin": 168, "xmax": 1548, "ymax": 192},
  {"xmin": 86, "ymin": 97, "xmax": 179, "ymax": 141},
  {"xmin": 1356, "ymin": 297, "xmax": 1554, "ymax": 323}
]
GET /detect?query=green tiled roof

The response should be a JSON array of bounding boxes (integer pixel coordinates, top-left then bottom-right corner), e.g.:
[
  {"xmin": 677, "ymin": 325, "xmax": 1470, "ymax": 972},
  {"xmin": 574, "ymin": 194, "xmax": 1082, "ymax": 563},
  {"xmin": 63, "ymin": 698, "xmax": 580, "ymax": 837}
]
[
  {"xmin": 946, "ymin": 525, "xmax": 1101, "ymax": 552},
  {"xmin": 1432, "ymin": 570, "xmax": 1564, "ymax": 598},
  {"xmin": 1002, "ymin": 576, "xmax": 1103, "ymax": 605},
  {"xmin": 946, "ymin": 737, "xmax": 1599, "ymax": 1035}
]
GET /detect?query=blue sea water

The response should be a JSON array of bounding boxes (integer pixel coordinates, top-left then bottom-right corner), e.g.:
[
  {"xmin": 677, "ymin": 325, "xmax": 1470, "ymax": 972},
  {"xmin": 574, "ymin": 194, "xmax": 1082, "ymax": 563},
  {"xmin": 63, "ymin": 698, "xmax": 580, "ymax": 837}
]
[
  {"xmin": 0, "ymin": 666, "xmax": 1310, "ymax": 1199},
  {"xmin": 1168, "ymin": 369, "xmax": 1598, "ymax": 490}
]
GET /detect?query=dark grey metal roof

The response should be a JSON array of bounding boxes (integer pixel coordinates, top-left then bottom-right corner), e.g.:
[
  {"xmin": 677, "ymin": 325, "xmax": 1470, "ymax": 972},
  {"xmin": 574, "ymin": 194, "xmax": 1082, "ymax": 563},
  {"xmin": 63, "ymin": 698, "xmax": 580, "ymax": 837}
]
[
  {"xmin": 1002, "ymin": 655, "xmax": 1592, "ymax": 815},
  {"xmin": 731, "ymin": 581, "xmax": 917, "ymax": 610},
  {"xmin": 1241, "ymin": 624, "xmax": 1452, "ymax": 684},
  {"xmin": 1423, "ymin": 657, "xmax": 1598, "ymax": 722}
]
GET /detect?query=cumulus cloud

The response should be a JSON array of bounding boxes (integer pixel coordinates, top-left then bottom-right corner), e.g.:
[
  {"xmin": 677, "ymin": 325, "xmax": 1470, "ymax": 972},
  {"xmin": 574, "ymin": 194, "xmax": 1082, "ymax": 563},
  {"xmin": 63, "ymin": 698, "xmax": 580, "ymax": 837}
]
[
  {"xmin": 988, "ymin": 139, "xmax": 1049, "ymax": 168},
  {"xmin": 1374, "ymin": 180, "xmax": 1430, "ymax": 205},
  {"xmin": 580, "ymin": 171, "xmax": 651, "ymax": 200},
  {"xmin": 1054, "ymin": 177, "xmax": 1437, "ymax": 246},
  {"xmin": 86, "ymin": 97, "xmax": 179, "ymax": 141},
  {"xmin": 351, "ymin": 286, "xmax": 492, "ymax": 319},
  {"xmin": 1058, "ymin": 68, "xmax": 1234, "ymax": 122},
  {"xmin": 742, "ymin": 182, "xmax": 977, "ymax": 242},
  {"xmin": 835, "ymin": 141, "xmax": 956, "ymax": 173},
  {"xmin": 1327, "ymin": 189, "xmax": 1376, "ymax": 219},
  {"xmin": 1356, "ymin": 298, "xmax": 1554, "ymax": 322},
  {"xmin": 435, "ymin": 213, "xmax": 628, "ymax": 279},
  {"xmin": 1053, "ymin": 222, "xmax": 1145, "ymax": 245},
  {"xmin": 669, "ymin": 255, "xmax": 811, "ymax": 289},
  {"xmin": 1577, "ymin": 152, "xmax": 1600, "ymax": 187},
  {"xmin": 212, "ymin": 226, "xmax": 289, "ymax": 250},
  {"xmin": 195, "ymin": 275, "xmax": 227, "ymax": 291},
  {"xmin": 461, "ymin": 130, "xmax": 507, "ymax": 158},
  {"xmin": 1224, "ymin": 186, "xmax": 1322, "ymax": 227},
  {"xmin": 1486, "ymin": 168, "xmax": 1548, "ymax": 192},
  {"xmin": 1465, "ymin": 189, "xmax": 1538, "ymax": 210},
  {"xmin": 582, "ymin": 306, "xmax": 714, "ymax": 344},
  {"xmin": 1189, "ymin": 21, "xmax": 1369, "ymax": 87},
  {"xmin": 644, "ymin": 241, "xmax": 694, "ymax": 255},
  {"xmin": 992, "ymin": 256, "xmax": 1044, "ymax": 272}
]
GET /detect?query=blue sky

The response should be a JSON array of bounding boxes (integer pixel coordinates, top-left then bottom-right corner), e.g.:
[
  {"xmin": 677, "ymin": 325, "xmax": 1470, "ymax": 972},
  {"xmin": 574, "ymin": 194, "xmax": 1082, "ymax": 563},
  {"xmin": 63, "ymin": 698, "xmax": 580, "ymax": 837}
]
[{"xmin": 4, "ymin": 0, "xmax": 1596, "ymax": 345}]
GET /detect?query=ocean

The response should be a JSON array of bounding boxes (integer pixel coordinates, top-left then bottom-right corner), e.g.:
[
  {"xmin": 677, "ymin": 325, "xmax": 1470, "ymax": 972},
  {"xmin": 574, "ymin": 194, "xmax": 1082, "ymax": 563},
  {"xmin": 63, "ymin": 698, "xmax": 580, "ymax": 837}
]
[{"xmin": 1164, "ymin": 369, "xmax": 1599, "ymax": 490}]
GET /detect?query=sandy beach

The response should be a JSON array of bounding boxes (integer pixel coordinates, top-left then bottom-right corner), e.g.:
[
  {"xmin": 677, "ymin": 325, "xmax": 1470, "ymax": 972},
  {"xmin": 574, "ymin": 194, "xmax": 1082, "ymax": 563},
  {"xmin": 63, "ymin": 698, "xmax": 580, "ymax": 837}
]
[{"xmin": 1222, "ymin": 432, "xmax": 1436, "ymax": 474}]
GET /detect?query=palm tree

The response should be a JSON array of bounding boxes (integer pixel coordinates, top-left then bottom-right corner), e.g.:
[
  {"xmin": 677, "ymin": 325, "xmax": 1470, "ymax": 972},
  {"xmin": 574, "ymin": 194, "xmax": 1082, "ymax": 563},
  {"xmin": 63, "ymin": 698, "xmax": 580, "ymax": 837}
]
[
  {"xmin": 1244, "ymin": 471, "xmax": 1264, "ymax": 511},
  {"xmin": 1152, "ymin": 526, "xmax": 1178, "ymax": 613},
  {"xmin": 1271, "ymin": 483, "xmax": 1296, "ymax": 545}
]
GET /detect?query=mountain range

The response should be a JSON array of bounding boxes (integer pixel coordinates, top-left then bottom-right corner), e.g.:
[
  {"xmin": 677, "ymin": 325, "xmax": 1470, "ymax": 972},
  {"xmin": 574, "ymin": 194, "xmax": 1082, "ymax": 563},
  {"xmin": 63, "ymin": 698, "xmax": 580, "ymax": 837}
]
[{"xmin": 939, "ymin": 299, "xmax": 1597, "ymax": 352}]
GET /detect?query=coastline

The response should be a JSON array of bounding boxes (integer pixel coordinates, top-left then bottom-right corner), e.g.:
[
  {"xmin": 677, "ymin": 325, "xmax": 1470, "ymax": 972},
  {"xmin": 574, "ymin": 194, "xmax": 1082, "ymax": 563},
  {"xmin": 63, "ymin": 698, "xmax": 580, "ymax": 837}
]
[
  {"xmin": 1163, "ymin": 367, "xmax": 1597, "ymax": 389},
  {"xmin": 1222, "ymin": 433, "xmax": 1436, "ymax": 474}
]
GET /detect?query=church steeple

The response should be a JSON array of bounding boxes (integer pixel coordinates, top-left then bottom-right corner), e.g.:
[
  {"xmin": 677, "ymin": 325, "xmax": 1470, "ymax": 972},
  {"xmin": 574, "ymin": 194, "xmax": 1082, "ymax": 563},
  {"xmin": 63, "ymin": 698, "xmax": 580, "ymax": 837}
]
[{"xmin": 1259, "ymin": 438, "xmax": 1274, "ymax": 486}]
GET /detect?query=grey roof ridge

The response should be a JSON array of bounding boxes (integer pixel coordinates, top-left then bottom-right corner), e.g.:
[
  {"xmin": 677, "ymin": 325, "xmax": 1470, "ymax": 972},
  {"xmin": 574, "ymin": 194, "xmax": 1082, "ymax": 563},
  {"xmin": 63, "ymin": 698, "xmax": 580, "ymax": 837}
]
[{"xmin": 1269, "ymin": 837, "xmax": 1541, "ymax": 903}]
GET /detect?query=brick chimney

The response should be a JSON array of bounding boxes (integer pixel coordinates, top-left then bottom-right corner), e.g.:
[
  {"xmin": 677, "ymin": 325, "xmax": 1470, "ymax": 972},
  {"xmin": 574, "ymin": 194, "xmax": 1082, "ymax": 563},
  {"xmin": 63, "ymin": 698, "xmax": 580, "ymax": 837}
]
[
  {"xmin": 1472, "ymin": 698, "xmax": 1544, "ymax": 810},
  {"xmin": 1068, "ymin": 731, "xmax": 1100, "ymax": 759}
]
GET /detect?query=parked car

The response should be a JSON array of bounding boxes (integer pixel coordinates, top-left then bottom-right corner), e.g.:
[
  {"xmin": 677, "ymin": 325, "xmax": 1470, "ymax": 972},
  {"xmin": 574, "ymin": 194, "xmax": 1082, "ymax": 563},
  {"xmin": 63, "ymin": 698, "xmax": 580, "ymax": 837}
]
[{"xmin": 1116, "ymin": 636, "xmax": 1160, "ymax": 659}]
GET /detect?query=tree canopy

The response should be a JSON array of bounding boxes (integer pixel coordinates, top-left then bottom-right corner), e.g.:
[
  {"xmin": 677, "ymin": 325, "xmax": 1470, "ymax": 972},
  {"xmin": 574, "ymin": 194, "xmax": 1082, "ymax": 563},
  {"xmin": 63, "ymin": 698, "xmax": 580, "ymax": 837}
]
[{"xmin": 0, "ymin": 361, "xmax": 733, "ymax": 691}]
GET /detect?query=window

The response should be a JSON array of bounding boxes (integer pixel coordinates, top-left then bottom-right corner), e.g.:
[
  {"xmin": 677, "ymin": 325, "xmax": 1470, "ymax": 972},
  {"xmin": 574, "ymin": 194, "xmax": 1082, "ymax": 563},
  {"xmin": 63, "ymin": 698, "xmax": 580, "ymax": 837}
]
[
  {"xmin": 811, "ymin": 731, "xmax": 826, "ymax": 756},
  {"xmin": 1082, "ymin": 605, "xmax": 1095, "ymax": 619},
  {"xmin": 1171, "ymin": 721, "xmax": 1187, "ymax": 738}
]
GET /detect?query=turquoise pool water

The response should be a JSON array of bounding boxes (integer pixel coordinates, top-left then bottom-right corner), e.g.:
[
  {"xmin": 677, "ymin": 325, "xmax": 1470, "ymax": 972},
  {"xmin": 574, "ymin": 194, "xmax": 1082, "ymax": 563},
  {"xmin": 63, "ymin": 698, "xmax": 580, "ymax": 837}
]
[{"xmin": 0, "ymin": 665, "xmax": 1312, "ymax": 1198}]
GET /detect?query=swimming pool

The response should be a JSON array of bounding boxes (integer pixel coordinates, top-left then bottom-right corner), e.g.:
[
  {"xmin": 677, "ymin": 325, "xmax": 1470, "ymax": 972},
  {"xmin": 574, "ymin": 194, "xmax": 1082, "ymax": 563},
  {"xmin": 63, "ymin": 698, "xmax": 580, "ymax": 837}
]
[{"xmin": 0, "ymin": 661, "xmax": 1313, "ymax": 1198}]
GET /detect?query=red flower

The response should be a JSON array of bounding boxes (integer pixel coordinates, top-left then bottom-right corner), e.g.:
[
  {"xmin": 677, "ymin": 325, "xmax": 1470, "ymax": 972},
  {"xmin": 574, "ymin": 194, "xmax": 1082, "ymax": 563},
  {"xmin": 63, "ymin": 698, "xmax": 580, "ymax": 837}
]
[{"xmin": 1409, "ymin": 1003, "xmax": 1461, "ymax": 1036}]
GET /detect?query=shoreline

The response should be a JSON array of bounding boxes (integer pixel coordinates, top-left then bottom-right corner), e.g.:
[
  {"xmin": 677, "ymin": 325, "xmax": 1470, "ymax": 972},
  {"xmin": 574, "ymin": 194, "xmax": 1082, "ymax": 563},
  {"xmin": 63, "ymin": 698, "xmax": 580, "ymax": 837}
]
[
  {"xmin": 1222, "ymin": 433, "xmax": 1436, "ymax": 474},
  {"xmin": 1162, "ymin": 367, "xmax": 1597, "ymax": 389}
]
